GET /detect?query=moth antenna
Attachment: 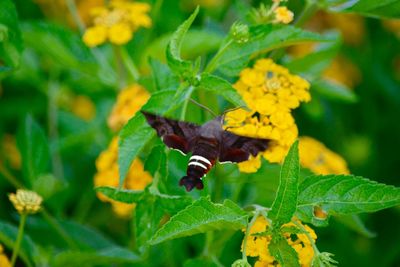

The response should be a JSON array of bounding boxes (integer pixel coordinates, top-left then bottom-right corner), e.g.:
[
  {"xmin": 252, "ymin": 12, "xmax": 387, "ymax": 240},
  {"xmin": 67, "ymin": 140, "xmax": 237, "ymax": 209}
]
[
  {"xmin": 221, "ymin": 106, "xmax": 248, "ymax": 125},
  {"xmin": 189, "ymin": 98, "xmax": 217, "ymax": 117}
]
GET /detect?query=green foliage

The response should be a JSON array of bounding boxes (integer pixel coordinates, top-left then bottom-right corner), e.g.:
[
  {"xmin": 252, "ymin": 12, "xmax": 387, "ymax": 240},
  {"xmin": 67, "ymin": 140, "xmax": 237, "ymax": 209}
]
[
  {"xmin": 95, "ymin": 186, "xmax": 144, "ymax": 204},
  {"xmin": 313, "ymin": 79, "xmax": 357, "ymax": 103},
  {"xmin": 149, "ymin": 197, "xmax": 247, "ymax": 245},
  {"xmin": 329, "ymin": 0, "xmax": 400, "ymax": 19},
  {"xmin": 51, "ymin": 247, "xmax": 140, "ymax": 266},
  {"xmin": 197, "ymin": 73, "xmax": 246, "ymax": 107},
  {"xmin": 0, "ymin": 0, "xmax": 23, "ymax": 74},
  {"xmin": 215, "ymin": 25, "xmax": 331, "ymax": 76},
  {"xmin": 269, "ymin": 141, "xmax": 299, "ymax": 226},
  {"xmin": 0, "ymin": 220, "xmax": 37, "ymax": 267},
  {"xmin": 166, "ymin": 6, "xmax": 199, "ymax": 79},
  {"xmin": 268, "ymin": 235, "xmax": 300, "ymax": 267},
  {"xmin": 17, "ymin": 115, "xmax": 50, "ymax": 187},
  {"xmin": 297, "ymin": 174, "xmax": 400, "ymax": 226}
]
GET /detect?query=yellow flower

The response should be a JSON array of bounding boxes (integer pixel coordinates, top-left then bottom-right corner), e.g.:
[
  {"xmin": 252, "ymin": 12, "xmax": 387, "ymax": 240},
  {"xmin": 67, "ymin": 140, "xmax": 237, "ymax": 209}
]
[
  {"xmin": 107, "ymin": 84, "xmax": 150, "ymax": 131},
  {"xmin": 382, "ymin": 19, "xmax": 400, "ymax": 38},
  {"xmin": 0, "ymin": 244, "xmax": 11, "ymax": 267},
  {"xmin": 83, "ymin": 0, "xmax": 151, "ymax": 47},
  {"xmin": 83, "ymin": 25, "xmax": 107, "ymax": 47},
  {"xmin": 299, "ymin": 136, "xmax": 350, "ymax": 175},
  {"xmin": 1, "ymin": 134, "xmax": 21, "ymax": 170},
  {"xmin": 242, "ymin": 216, "xmax": 316, "ymax": 266},
  {"xmin": 274, "ymin": 6, "xmax": 294, "ymax": 24},
  {"xmin": 9, "ymin": 190, "xmax": 43, "ymax": 215},
  {"xmin": 70, "ymin": 95, "xmax": 96, "ymax": 121},
  {"xmin": 94, "ymin": 137, "xmax": 152, "ymax": 217},
  {"xmin": 225, "ymin": 58, "xmax": 310, "ymax": 172}
]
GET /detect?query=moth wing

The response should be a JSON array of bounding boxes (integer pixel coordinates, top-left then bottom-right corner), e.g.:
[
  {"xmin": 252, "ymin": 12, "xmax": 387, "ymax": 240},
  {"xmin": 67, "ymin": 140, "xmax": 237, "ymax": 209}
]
[
  {"xmin": 142, "ymin": 111, "xmax": 200, "ymax": 154},
  {"xmin": 219, "ymin": 131, "xmax": 269, "ymax": 163}
]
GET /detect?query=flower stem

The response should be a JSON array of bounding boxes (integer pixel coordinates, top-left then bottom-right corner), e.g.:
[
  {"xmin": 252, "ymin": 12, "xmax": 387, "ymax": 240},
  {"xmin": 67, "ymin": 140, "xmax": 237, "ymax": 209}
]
[
  {"xmin": 11, "ymin": 213, "xmax": 27, "ymax": 267},
  {"xmin": 204, "ymin": 39, "xmax": 233, "ymax": 73},
  {"xmin": 113, "ymin": 45, "xmax": 127, "ymax": 89},
  {"xmin": 41, "ymin": 209, "xmax": 78, "ymax": 249},
  {"xmin": 65, "ymin": 0, "xmax": 85, "ymax": 33},
  {"xmin": 292, "ymin": 219, "xmax": 320, "ymax": 254},
  {"xmin": 120, "ymin": 46, "xmax": 140, "ymax": 83},
  {"xmin": 180, "ymin": 86, "xmax": 195, "ymax": 120},
  {"xmin": 0, "ymin": 165, "xmax": 23, "ymax": 189},
  {"xmin": 242, "ymin": 211, "xmax": 260, "ymax": 261}
]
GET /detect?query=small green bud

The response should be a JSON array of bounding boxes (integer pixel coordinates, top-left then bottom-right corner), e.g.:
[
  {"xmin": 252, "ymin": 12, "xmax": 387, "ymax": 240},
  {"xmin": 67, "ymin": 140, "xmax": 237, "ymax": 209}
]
[
  {"xmin": 231, "ymin": 259, "xmax": 251, "ymax": 267},
  {"xmin": 230, "ymin": 22, "xmax": 250, "ymax": 44}
]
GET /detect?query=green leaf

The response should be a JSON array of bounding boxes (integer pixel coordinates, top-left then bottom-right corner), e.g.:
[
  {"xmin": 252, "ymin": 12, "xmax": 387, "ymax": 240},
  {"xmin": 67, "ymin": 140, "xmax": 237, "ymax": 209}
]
[
  {"xmin": 215, "ymin": 25, "xmax": 331, "ymax": 76},
  {"xmin": 51, "ymin": 247, "xmax": 140, "ymax": 267},
  {"xmin": 149, "ymin": 197, "xmax": 248, "ymax": 245},
  {"xmin": 118, "ymin": 88, "xmax": 190, "ymax": 186},
  {"xmin": 143, "ymin": 29, "xmax": 223, "ymax": 70},
  {"xmin": 0, "ymin": 0, "xmax": 23, "ymax": 74},
  {"xmin": 95, "ymin": 186, "xmax": 144, "ymax": 204},
  {"xmin": 284, "ymin": 31, "xmax": 342, "ymax": 80},
  {"xmin": 328, "ymin": 0, "xmax": 400, "ymax": 19},
  {"xmin": 149, "ymin": 57, "xmax": 179, "ymax": 91},
  {"xmin": 268, "ymin": 235, "xmax": 300, "ymax": 267},
  {"xmin": 184, "ymin": 258, "xmax": 219, "ymax": 267},
  {"xmin": 334, "ymin": 215, "xmax": 376, "ymax": 238},
  {"xmin": 17, "ymin": 115, "xmax": 50, "ymax": 187},
  {"xmin": 32, "ymin": 173, "xmax": 65, "ymax": 200},
  {"xmin": 134, "ymin": 194, "xmax": 164, "ymax": 250},
  {"xmin": 313, "ymin": 79, "xmax": 358, "ymax": 103},
  {"xmin": 296, "ymin": 174, "xmax": 400, "ymax": 226},
  {"xmin": 0, "ymin": 220, "xmax": 38, "ymax": 267},
  {"xmin": 198, "ymin": 73, "xmax": 246, "ymax": 107},
  {"xmin": 166, "ymin": 6, "xmax": 199, "ymax": 77},
  {"xmin": 269, "ymin": 141, "xmax": 300, "ymax": 226}
]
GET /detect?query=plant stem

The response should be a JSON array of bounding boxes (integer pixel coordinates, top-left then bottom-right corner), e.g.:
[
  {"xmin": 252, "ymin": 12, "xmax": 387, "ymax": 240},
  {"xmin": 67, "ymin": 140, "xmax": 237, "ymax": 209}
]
[
  {"xmin": 48, "ymin": 73, "xmax": 65, "ymax": 182},
  {"xmin": 204, "ymin": 39, "xmax": 233, "ymax": 73},
  {"xmin": 65, "ymin": 0, "xmax": 85, "ymax": 33},
  {"xmin": 242, "ymin": 211, "xmax": 260, "ymax": 261},
  {"xmin": 11, "ymin": 213, "xmax": 27, "ymax": 267},
  {"xmin": 120, "ymin": 46, "xmax": 140, "ymax": 83},
  {"xmin": 113, "ymin": 45, "xmax": 127, "ymax": 89},
  {"xmin": 180, "ymin": 86, "xmax": 195, "ymax": 120},
  {"xmin": 0, "ymin": 165, "xmax": 23, "ymax": 188},
  {"xmin": 292, "ymin": 219, "xmax": 320, "ymax": 254},
  {"xmin": 41, "ymin": 209, "xmax": 78, "ymax": 249}
]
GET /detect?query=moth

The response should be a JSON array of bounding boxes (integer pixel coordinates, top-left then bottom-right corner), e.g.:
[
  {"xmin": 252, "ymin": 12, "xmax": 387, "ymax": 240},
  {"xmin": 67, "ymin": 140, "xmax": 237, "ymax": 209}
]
[{"xmin": 142, "ymin": 111, "xmax": 270, "ymax": 191}]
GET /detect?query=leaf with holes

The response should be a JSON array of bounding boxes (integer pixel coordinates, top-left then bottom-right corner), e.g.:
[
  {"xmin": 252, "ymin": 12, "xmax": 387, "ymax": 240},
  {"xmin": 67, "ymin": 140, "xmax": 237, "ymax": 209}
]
[{"xmin": 296, "ymin": 174, "xmax": 400, "ymax": 226}]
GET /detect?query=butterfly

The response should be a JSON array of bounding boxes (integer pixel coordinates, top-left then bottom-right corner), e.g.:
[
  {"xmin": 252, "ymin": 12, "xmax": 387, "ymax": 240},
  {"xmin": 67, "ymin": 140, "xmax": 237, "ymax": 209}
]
[{"xmin": 142, "ymin": 111, "xmax": 270, "ymax": 191}]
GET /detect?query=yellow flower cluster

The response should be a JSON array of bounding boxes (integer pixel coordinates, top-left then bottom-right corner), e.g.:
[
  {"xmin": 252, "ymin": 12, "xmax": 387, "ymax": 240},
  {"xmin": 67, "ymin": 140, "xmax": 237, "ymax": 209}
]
[
  {"xmin": 108, "ymin": 84, "xmax": 150, "ymax": 131},
  {"xmin": 83, "ymin": 0, "xmax": 151, "ymax": 47},
  {"xmin": 94, "ymin": 137, "xmax": 152, "ymax": 217},
  {"xmin": 243, "ymin": 216, "xmax": 316, "ymax": 267},
  {"xmin": 1, "ymin": 134, "xmax": 21, "ymax": 170},
  {"xmin": 70, "ymin": 95, "xmax": 96, "ymax": 121},
  {"xmin": 9, "ymin": 190, "xmax": 43, "ymax": 215},
  {"xmin": 225, "ymin": 58, "xmax": 310, "ymax": 172},
  {"xmin": 299, "ymin": 136, "xmax": 349, "ymax": 175},
  {"xmin": 0, "ymin": 245, "xmax": 11, "ymax": 267},
  {"xmin": 274, "ymin": 6, "xmax": 294, "ymax": 24}
]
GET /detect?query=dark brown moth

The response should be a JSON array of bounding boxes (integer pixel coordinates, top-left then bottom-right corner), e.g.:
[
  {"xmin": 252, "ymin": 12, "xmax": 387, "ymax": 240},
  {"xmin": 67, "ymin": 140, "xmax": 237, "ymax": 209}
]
[{"xmin": 142, "ymin": 111, "xmax": 270, "ymax": 191}]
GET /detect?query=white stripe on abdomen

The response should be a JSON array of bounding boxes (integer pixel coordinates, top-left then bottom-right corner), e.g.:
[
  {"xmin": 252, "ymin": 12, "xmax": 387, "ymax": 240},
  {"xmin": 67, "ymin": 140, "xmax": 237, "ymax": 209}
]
[
  {"xmin": 188, "ymin": 161, "xmax": 208, "ymax": 170},
  {"xmin": 189, "ymin": 155, "xmax": 211, "ymax": 166}
]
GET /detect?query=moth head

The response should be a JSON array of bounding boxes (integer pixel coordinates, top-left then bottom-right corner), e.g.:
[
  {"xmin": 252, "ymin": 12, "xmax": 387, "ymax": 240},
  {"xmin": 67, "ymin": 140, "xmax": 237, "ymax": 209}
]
[{"xmin": 179, "ymin": 176, "xmax": 204, "ymax": 191}]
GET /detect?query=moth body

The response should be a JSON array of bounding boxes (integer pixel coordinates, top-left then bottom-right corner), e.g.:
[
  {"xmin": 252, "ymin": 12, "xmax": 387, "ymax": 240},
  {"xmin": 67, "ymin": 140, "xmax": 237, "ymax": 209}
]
[{"xmin": 142, "ymin": 111, "xmax": 270, "ymax": 192}]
